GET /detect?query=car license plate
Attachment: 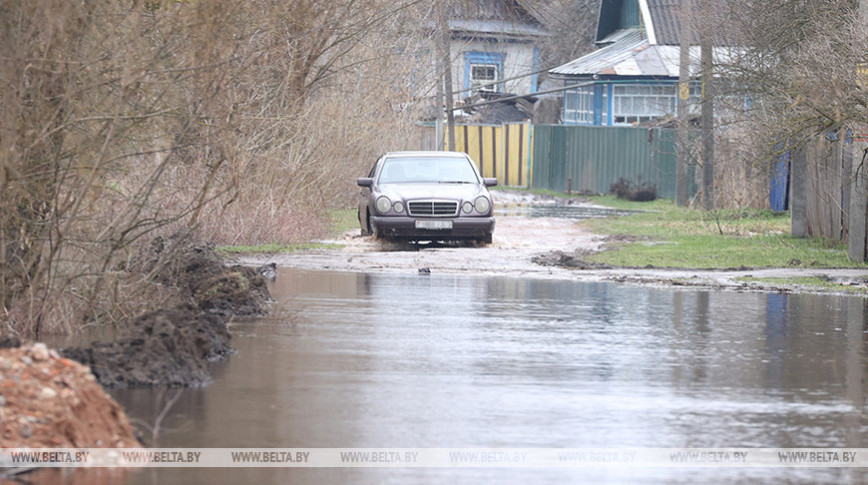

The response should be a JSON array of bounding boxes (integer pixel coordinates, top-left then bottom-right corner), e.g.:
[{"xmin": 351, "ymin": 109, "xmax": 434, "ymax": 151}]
[{"xmin": 415, "ymin": 220, "xmax": 452, "ymax": 230}]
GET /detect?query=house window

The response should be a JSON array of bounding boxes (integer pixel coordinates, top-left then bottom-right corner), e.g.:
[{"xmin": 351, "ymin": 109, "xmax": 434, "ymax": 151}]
[
  {"xmin": 612, "ymin": 84, "xmax": 677, "ymax": 125},
  {"xmin": 564, "ymin": 85, "xmax": 594, "ymax": 124},
  {"xmin": 470, "ymin": 64, "xmax": 499, "ymax": 93},
  {"xmin": 464, "ymin": 52, "xmax": 505, "ymax": 94}
]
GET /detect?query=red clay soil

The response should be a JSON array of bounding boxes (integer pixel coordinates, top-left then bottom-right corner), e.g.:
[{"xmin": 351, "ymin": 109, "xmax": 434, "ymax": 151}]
[{"xmin": 0, "ymin": 343, "xmax": 140, "ymax": 448}]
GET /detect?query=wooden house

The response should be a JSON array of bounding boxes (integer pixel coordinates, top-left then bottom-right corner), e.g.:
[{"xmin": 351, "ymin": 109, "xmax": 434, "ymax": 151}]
[
  {"xmin": 551, "ymin": 0, "xmax": 705, "ymax": 126},
  {"xmin": 445, "ymin": 1, "xmax": 550, "ymax": 100}
]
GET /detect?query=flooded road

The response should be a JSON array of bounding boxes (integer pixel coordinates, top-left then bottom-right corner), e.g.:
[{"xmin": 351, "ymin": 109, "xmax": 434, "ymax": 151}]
[{"xmin": 114, "ymin": 269, "xmax": 867, "ymax": 484}]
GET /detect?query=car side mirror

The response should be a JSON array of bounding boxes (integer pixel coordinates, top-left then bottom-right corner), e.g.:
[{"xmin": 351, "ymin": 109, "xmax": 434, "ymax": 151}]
[
  {"xmin": 357, "ymin": 177, "xmax": 373, "ymax": 187},
  {"xmin": 483, "ymin": 178, "xmax": 498, "ymax": 187}
]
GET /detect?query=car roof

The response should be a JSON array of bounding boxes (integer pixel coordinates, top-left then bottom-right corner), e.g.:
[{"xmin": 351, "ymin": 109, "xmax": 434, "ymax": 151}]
[{"xmin": 382, "ymin": 151, "xmax": 470, "ymax": 159}]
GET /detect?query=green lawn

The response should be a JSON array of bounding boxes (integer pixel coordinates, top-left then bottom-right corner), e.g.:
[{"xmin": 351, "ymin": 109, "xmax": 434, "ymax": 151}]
[
  {"xmin": 578, "ymin": 197, "xmax": 866, "ymax": 269},
  {"xmin": 329, "ymin": 208, "xmax": 358, "ymax": 236}
]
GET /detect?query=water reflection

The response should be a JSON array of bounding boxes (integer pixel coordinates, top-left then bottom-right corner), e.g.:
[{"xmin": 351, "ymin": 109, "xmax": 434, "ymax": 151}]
[{"xmin": 108, "ymin": 270, "xmax": 866, "ymax": 484}]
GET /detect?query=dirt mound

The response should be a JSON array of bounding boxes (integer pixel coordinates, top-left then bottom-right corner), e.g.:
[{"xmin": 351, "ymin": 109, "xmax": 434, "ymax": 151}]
[
  {"xmin": 62, "ymin": 232, "xmax": 271, "ymax": 388},
  {"xmin": 193, "ymin": 265, "xmax": 271, "ymax": 317},
  {"xmin": 62, "ymin": 305, "xmax": 231, "ymax": 388},
  {"xmin": 127, "ymin": 231, "xmax": 272, "ymax": 317},
  {"xmin": 0, "ymin": 343, "xmax": 140, "ymax": 448},
  {"xmin": 532, "ymin": 251, "xmax": 612, "ymax": 270}
]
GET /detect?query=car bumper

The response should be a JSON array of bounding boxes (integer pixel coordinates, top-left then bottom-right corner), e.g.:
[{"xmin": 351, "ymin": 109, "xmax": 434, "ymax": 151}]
[{"xmin": 371, "ymin": 216, "xmax": 495, "ymax": 240}]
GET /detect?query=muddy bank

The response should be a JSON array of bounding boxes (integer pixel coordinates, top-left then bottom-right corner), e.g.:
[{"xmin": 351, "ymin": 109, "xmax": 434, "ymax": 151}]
[
  {"xmin": 62, "ymin": 306, "xmax": 231, "ymax": 388},
  {"xmin": 531, "ymin": 250, "xmax": 612, "ymax": 270},
  {"xmin": 62, "ymin": 233, "xmax": 272, "ymax": 388},
  {"xmin": 0, "ymin": 344, "xmax": 140, "ymax": 448}
]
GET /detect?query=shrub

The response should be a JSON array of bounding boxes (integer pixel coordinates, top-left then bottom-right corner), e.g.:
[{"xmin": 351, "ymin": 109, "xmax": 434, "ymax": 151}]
[{"xmin": 609, "ymin": 177, "xmax": 658, "ymax": 202}]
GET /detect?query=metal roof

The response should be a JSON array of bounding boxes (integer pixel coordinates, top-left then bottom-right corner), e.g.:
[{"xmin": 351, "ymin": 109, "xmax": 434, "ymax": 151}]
[
  {"xmin": 551, "ymin": 28, "xmax": 732, "ymax": 78},
  {"xmin": 550, "ymin": 30, "xmax": 662, "ymax": 77},
  {"xmin": 646, "ymin": 0, "xmax": 681, "ymax": 46}
]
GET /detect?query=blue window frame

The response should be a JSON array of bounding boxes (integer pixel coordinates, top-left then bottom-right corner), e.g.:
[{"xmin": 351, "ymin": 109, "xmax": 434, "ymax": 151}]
[
  {"xmin": 531, "ymin": 48, "xmax": 540, "ymax": 94},
  {"xmin": 464, "ymin": 52, "xmax": 505, "ymax": 93},
  {"xmin": 564, "ymin": 85, "xmax": 594, "ymax": 124}
]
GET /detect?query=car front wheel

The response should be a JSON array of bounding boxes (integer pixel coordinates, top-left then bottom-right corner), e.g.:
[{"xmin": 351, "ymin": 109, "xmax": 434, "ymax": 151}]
[
  {"xmin": 369, "ymin": 217, "xmax": 382, "ymax": 240},
  {"xmin": 359, "ymin": 209, "xmax": 373, "ymax": 236}
]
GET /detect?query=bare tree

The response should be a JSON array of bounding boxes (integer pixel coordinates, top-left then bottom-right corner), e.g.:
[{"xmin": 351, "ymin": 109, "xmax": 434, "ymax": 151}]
[
  {"xmin": 0, "ymin": 0, "xmax": 431, "ymax": 337},
  {"xmin": 720, "ymin": 0, "xmax": 866, "ymax": 143}
]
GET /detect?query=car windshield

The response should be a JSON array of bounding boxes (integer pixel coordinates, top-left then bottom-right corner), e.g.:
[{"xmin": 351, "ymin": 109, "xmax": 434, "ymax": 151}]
[{"xmin": 377, "ymin": 156, "xmax": 480, "ymax": 184}]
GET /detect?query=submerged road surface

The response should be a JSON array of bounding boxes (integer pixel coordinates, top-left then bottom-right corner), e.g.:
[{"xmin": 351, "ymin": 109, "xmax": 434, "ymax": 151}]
[{"xmin": 111, "ymin": 269, "xmax": 867, "ymax": 485}]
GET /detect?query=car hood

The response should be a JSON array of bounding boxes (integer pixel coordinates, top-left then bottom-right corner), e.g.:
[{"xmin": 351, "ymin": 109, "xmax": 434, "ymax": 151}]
[{"xmin": 376, "ymin": 183, "xmax": 489, "ymax": 202}]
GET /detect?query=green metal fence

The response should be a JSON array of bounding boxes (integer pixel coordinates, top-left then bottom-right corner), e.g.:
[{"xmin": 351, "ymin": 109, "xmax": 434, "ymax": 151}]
[{"xmin": 531, "ymin": 125, "xmax": 696, "ymax": 199}]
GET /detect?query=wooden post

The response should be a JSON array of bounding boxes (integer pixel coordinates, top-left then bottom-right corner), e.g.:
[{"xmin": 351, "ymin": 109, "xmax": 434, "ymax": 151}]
[
  {"xmin": 848, "ymin": 0, "xmax": 868, "ymax": 260},
  {"xmin": 791, "ymin": 147, "xmax": 807, "ymax": 238},
  {"xmin": 848, "ymin": 149, "xmax": 868, "ymax": 260}
]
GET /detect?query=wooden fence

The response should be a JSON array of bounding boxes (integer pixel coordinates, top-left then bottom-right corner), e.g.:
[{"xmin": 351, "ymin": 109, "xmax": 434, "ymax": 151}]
[
  {"xmin": 776, "ymin": 135, "xmax": 857, "ymax": 241},
  {"xmin": 419, "ymin": 123, "xmax": 533, "ymax": 187}
]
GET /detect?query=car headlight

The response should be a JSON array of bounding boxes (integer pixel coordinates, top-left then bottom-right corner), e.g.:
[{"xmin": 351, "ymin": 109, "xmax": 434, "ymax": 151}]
[
  {"xmin": 462, "ymin": 201, "xmax": 473, "ymax": 214},
  {"xmin": 393, "ymin": 201, "xmax": 404, "ymax": 213},
  {"xmin": 376, "ymin": 196, "xmax": 392, "ymax": 214},
  {"xmin": 474, "ymin": 196, "xmax": 490, "ymax": 214}
]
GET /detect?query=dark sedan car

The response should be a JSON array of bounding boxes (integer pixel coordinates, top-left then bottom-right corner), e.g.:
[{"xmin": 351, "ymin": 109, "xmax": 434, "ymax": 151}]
[{"xmin": 357, "ymin": 151, "xmax": 497, "ymax": 244}]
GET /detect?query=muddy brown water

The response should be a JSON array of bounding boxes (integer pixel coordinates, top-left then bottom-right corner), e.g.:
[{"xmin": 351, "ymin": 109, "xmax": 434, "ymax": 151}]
[{"xmin": 81, "ymin": 268, "xmax": 867, "ymax": 485}]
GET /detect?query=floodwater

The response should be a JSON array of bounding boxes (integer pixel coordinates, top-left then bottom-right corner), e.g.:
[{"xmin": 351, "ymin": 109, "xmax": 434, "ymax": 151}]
[
  {"xmin": 112, "ymin": 269, "xmax": 867, "ymax": 484},
  {"xmin": 495, "ymin": 203, "xmax": 638, "ymax": 220}
]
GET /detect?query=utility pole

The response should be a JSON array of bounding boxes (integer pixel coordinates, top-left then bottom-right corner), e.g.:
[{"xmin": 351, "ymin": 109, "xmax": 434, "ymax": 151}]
[
  {"xmin": 438, "ymin": 1, "xmax": 456, "ymax": 152},
  {"xmin": 675, "ymin": 0, "xmax": 691, "ymax": 207},
  {"xmin": 435, "ymin": 63, "xmax": 444, "ymax": 150},
  {"xmin": 699, "ymin": 0, "xmax": 714, "ymax": 210}
]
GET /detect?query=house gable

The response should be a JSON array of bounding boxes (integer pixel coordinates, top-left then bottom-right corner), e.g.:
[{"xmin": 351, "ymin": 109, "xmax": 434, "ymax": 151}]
[
  {"xmin": 449, "ymin": 0, "xmax": 546, "ymax": 30},
  {"xmin": 448, "ymin": 0, "xmax": 550, "ymax": 42},
  {"xmin": 596, "ymin": 0, "xmax": 641, "ymax": 44}
]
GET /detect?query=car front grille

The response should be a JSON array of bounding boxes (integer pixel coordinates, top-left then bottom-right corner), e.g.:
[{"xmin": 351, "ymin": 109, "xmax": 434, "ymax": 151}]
[{"xmin": 408, "ymin": 200, "xmax": 458, "ymax": 217}]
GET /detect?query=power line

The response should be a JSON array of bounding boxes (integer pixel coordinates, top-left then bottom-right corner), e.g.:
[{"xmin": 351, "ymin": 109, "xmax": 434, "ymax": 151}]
[{"xmin": 451, "ymin": 80, "xmax": 594, "ymax": 111}]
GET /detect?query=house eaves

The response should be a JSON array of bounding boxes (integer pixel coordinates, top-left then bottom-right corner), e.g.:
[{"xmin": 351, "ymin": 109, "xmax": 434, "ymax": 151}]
[{"xmin": 449, "ymin": 19, "xmax": 551, "ymax": 41}]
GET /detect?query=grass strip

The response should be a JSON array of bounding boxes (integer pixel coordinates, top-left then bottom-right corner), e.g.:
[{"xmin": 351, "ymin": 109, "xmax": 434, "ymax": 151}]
[
  {"xmin": 216, "ymin": 242, "xmax": 344, "ymax": 255},
  {"xmin": 579, "ymin": 197, "xmax": 866, "ymax": 269},
  {"xmin": 739, "ymin": 276, "xmax": 868, "ymax": 295}
]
